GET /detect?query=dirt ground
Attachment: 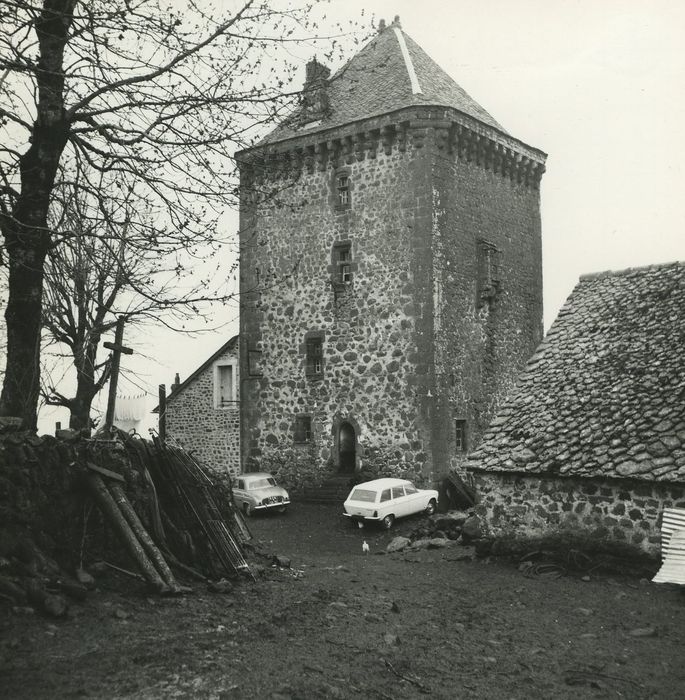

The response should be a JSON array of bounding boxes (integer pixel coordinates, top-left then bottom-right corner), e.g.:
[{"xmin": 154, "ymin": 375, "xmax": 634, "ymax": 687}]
[{"xmin": 1, "ymin": 503, "xmax": 684, "ymax": 699}]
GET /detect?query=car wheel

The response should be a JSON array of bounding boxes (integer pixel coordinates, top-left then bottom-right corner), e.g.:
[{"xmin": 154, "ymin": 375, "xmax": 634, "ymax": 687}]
[
  {"xmin": 242, "ymin": 502, "xmax": 253, "ymax": 517},
  {"xmin": 425, "ymin": 499, "xmax": 437, "ymax": 516},
  {"xmin": 382, "ymin": 514, "xmax": 395, "ymax": 530}
]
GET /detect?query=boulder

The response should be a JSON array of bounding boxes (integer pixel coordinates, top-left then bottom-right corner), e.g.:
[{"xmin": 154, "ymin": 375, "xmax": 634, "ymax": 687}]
[
  {"xmin": 427, "ymin": 538, "xmax": 449, "ymax": 549},
  {"xmin": 432, "ymin": 510, "xmax": 470, "ymax": 529},
  {"xmin": 273, "ymin": 555, "xmax": 291, "ymax": 569},
  {"xmin": 461, "ymin": 515, "xmax": 484, "ymax": 542},
  {"xmin": 386, "ymin": 536, "xmax": 411, "ymax": 553},
  {"xmin": 75, "ymin": 568, "xmax": 96, "ymax": 587}
]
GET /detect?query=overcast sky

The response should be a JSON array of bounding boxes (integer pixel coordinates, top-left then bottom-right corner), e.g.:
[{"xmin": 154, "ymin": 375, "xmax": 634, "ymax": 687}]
[{"xmin": 37, "ymin": 0, "xmax": 685, "ymax": 432}]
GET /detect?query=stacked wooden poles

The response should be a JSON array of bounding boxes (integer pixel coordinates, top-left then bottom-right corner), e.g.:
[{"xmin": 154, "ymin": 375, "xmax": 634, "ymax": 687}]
[{"xmin": 84, "ymin": 471, "xmax": 183, "ymax": 594}]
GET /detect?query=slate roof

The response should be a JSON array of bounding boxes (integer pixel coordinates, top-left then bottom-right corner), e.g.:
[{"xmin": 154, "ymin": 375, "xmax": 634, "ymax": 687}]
[
  {"xmin": 265, "ymin": 19, "xmax": 505, "ymax": 144},
  {"xmin": 152, "ymin": 335, "xmax": 239, "ymax": 412},
  {"xmin": 468, "ymin": 262, "xmax": 685, "ymax": 483}
]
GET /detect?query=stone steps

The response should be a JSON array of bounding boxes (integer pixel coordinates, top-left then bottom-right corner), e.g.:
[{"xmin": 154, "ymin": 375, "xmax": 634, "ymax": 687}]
[{"xmin": 298, "ymin": 476, "xmax": 353, "ymax": 504}]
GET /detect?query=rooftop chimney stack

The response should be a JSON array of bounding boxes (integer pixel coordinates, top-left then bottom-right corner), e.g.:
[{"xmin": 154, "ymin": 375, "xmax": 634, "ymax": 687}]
[{"xmin": 300, "ymin": 57, "xmax": 331, "ymax": 124}]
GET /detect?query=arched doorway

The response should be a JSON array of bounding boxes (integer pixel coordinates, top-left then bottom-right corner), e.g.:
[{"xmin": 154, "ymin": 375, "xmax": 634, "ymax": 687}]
[{"xmin": 338, "ymin": 421, "xmax": 356, "ymax": 473}]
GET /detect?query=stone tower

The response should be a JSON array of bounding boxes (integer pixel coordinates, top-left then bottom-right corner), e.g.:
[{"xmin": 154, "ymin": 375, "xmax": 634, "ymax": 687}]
[{"xmin": 238, "ymin": 18, "xmax": 546, "ymax": 486}]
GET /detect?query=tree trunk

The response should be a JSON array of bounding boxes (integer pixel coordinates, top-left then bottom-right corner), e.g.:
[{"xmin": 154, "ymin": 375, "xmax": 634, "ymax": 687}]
[
  {"xmin": 69, "ymin": 340, "xmax": 105, "ymax": 432},
  {"xmin": 0, "ymin": 0, "xmax": 76, "ymax": 429},
  {"xmin": 0, "ymin": 240, "xmax": 49, "ymax": 430}
]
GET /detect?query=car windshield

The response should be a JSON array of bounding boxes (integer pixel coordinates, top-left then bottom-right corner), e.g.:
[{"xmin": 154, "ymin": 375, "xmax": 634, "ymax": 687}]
[
  {"xmin": 350, "ymin": 488, "xmax": 376, "ymax": 503},
  {"xmin": 248, "ymin": 477, "xmax": 276, "ymax": 489}
]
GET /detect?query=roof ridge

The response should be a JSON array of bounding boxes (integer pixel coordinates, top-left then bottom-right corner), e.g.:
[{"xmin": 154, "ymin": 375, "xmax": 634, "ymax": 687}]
[
  {"xmin": 259, "ymin": 19, "xmax": 518, "ymax": 145},
  {"xmin": 392, "ymin": 26, "xmax": 422, "ymax": 95},
  {"xmin": 579, "ymin": 259, "xmax": 685, "ymax": 282}
]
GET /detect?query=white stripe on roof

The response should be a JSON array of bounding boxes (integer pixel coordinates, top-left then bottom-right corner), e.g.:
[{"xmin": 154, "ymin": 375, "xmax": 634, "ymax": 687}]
[{"xmin": 393, "ymin": 27, "xmax": 423, "ymax": 95}]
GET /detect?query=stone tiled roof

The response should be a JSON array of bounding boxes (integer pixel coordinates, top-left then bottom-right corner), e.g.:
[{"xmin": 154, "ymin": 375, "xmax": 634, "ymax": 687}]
[
  {"xmin": 468, "ymin": 262, "xmax": 685, "ymax": 483},
  {"xmin": 265, "ymin": 19, "xmax": 505, "ymax": 144}
]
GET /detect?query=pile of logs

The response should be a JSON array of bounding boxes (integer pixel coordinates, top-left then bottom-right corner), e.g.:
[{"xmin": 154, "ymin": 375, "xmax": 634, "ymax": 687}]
[
  {"xmin": 82, "ymin": 432, "xmax": 252, "ymax": 590},
  {"xmin": 0, "ymin": 428, "xmax": 252, "ymax": 617},
  {"xmin": 84, "ymin": 464, "xmax": 185, "ymax": 594}
]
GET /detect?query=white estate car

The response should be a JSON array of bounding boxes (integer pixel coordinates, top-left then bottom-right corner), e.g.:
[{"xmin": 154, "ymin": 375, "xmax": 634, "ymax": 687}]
[{"xmin": 343, "ymin": 478, "xmax": 439, "ymax": 529}]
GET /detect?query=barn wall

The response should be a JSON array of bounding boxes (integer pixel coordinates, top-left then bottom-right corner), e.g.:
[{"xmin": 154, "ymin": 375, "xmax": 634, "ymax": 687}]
[{"xmin": 472, "ymin": 471, "xmax": 685, "ymax": 556}]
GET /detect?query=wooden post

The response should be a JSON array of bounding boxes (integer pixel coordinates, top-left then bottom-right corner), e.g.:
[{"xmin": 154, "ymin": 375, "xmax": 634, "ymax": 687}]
[
  {"xmin": 158, "ymin": 384, "xmax": 167, "ymax": 443},
  {"xmin": 103, "ymin": 317, "xmax": 134, "ymax": 430}
]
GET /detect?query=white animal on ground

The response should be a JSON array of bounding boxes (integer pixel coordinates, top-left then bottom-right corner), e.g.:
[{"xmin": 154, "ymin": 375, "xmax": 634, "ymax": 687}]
[{"xmin": 362, "ymin": 540, "xmax": 370, "ymax": 555}]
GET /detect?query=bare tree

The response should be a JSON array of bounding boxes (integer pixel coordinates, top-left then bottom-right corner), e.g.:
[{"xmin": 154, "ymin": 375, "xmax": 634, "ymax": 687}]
[
  {"xmin": 0, "ymin": 0, "xmax": 358, "ymax": 429},
  {"xmin": 41, "ymin": 174, "xmax": 233, "ymax": 430}
]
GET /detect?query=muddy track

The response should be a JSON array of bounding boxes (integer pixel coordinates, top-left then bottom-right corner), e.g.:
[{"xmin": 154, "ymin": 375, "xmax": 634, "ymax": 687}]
[{"xmin": 1, "ymin": 503, "xmax": 684, "ymax": 698}]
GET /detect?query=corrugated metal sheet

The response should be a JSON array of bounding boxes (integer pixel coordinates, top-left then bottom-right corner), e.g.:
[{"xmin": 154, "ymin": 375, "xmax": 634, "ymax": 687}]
[{"xmin": 652, "ymin": 508, "xmax": 685, "ymax": 585}]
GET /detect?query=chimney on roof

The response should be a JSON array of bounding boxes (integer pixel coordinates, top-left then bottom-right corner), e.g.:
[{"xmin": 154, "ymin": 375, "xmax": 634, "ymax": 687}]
[
  {"xmin": 378, "ymin": 19, "xmax": 386, "ymax": 32},
  {"xmin": 391, "ymin": 15, "xmax": 401, "ymax": 28},
  {"xmin": 300, "ymin": 57, "xmax": 331, "ymax": 124},
  {"xmin": 171, "ymin": 372, "xmax": 180, "ymax": 392}
]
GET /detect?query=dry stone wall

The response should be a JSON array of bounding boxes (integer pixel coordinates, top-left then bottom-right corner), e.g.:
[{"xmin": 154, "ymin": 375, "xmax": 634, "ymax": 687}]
[
  {"xmin": 472, "ymin": 471, "xmax": 685, "ymax": 556},
  {"xmin": 166, "ymin": 349, "xmax": 240, "ymax": 478}
]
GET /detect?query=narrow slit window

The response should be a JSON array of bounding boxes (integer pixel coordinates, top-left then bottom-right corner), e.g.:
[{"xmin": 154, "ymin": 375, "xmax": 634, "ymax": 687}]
[
  {"xmin": 455, "ymin": 419, "xmax": 467, "ymax": 452},
  {"xmin": 306, "ymin": 338, "xmax": 323, "ymax": 376}
]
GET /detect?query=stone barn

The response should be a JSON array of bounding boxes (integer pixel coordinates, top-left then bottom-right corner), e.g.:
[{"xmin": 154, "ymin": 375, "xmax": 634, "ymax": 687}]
[
  {"xmin": 237, "ymin": 17, "xmax": 547, "ymax": 485},
  {"xmin": 468, "ymin": 262, "xmax": 685, "ymax": 555},
  {"xmin": 161, "ymin": 336, "xmax": 241, "ymax": 478}
]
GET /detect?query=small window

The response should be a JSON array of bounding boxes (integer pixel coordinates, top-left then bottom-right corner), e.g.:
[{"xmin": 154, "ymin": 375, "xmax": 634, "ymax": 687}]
[
  {"xmin": 455, "ymin": 419, "xmax": 467, "ymax": 452},
  {"xmin": 294, "ymin": 415, "xmax": 312, "ymax": 443},
  {"xmin": 306, "ymin": 338, "xmax": 323, "ymax": 376},
  {"xmin": 237, "ymin": 479, "xmax": 245, "ymax": 490},
  {"xmin": 380, "ymin": 489, "xmax": 391, "ymax": 502},
  {"xmin": 477, "ymin": 240, "xmax": 502, "ymax": 307},
  {"xmin": 404, "ymin": 483, "xmax": 418, "ymax": 495},
  {"xmin": 391, "ymin": 486, "xmax": 404, "ymax": 499},
  {"xmin": 333, "ymin": 243, "xmax": 353, "ymax": 285},
  {"xmin": 337, "ymin": 175, "xmax": 350, "ymax": 206}
]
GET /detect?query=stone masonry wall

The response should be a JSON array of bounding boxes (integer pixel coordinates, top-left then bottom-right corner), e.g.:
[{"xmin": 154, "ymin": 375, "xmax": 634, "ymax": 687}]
[
  {"xmin": 166, "ymin": 349, "xmax": 240, "ymax": 478},
  {"xmin": 430, "ymin": 140, "xmax": 544, "ymax": 475},
  {"xmin": 240, "ymin": 127, "xmax": 435, "ymax": 479},
  {"xmin": 472, "ymin": 471, "xmax": 685, "ymax": 556},
  {"xmin": 240, "ymin": 108, "xmax": 545, "ymax": 485}
]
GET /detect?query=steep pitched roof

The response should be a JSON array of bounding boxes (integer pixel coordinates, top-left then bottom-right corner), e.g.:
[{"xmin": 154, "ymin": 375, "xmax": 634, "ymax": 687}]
[
  {"xmin": 468, "ymin": 262, "xmax": 685, "ymax": 483},
  {"xmin": 266, "ymin": 19, "xmax": 505, "ymax": 144},
  {"xmin": 152, "ymin": 335, "xmax": 239, "ymax": 412}
]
